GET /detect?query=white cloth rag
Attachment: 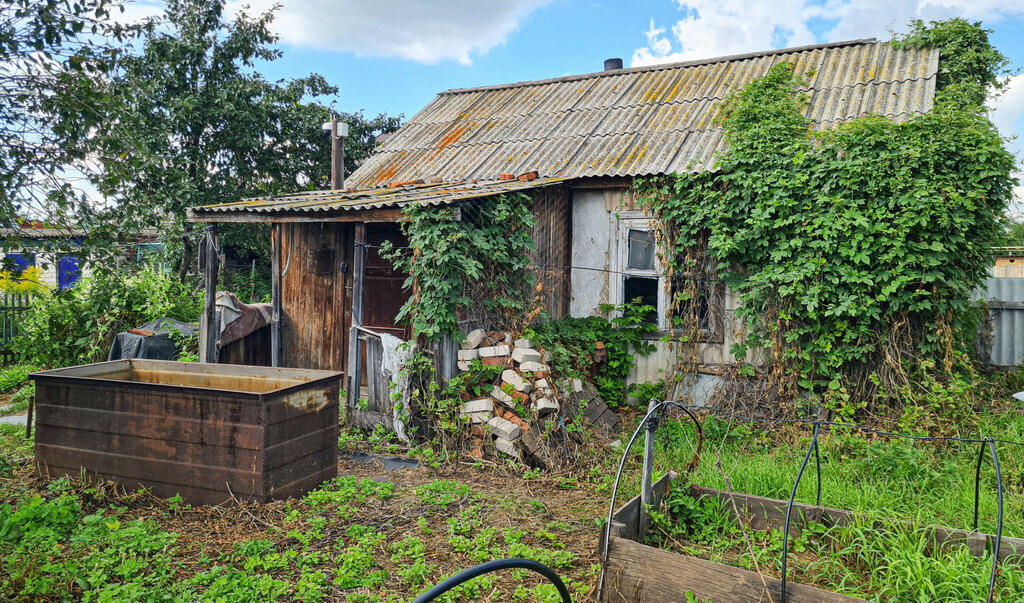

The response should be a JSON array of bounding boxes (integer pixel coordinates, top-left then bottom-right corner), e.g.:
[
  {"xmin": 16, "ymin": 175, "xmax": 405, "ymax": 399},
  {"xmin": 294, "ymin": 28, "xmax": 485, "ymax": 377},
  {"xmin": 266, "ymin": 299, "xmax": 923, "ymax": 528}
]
[{"xmin": 379, "ymin": 333, "xmax": 416, "ymax": 444}]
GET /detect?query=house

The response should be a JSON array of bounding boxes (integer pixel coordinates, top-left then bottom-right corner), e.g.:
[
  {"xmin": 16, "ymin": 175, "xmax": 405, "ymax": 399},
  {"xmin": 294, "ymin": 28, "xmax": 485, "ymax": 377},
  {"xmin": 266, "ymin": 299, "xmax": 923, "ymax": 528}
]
[
  {"xmin": 0, "ymin": 224, "xmax": 87, "ymax": 290},
  {"xmin": 0, "ymin": 223, "xmax": 164, "ymax": 290},
  {"xmin": 188, "ymin": 38, "xmax": 938, "ymax": 403}
]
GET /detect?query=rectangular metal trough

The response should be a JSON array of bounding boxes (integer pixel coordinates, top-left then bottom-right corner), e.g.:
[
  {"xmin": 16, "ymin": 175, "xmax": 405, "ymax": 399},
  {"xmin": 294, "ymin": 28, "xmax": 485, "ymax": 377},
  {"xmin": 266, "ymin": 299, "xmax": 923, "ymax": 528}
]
[{"xmin": 31, "ymin": 359, "xmax": 343, "ymax": 505}]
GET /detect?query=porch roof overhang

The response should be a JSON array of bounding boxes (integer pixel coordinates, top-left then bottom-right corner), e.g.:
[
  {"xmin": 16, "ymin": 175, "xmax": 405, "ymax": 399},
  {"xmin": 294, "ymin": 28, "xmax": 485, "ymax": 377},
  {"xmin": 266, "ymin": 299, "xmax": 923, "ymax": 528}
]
[{"xmin": 186, "ymin": 176, "xmax": 569, "ymax": 223}]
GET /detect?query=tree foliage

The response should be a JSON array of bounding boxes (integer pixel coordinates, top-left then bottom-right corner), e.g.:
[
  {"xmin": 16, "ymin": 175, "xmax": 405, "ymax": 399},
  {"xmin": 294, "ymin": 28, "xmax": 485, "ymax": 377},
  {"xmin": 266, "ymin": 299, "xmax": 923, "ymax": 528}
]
[
  {"xmin": 636, "ymin": 21, "xmax": 1017, "ymax": 415},
  {"xmin": 0, "ymin": 0, "xmax": 134, "ymax": 242}
]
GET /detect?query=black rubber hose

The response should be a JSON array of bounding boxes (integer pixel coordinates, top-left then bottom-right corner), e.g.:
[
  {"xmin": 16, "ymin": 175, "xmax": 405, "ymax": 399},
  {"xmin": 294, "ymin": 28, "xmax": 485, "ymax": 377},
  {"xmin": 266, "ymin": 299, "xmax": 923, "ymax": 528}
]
[
  {"xmin": 781, "ymin": 421, "xmax": 820, "ymax": 603},
  {"xmin": 411, "ymin": 557, "xmax": 572, "ymax": 603}
]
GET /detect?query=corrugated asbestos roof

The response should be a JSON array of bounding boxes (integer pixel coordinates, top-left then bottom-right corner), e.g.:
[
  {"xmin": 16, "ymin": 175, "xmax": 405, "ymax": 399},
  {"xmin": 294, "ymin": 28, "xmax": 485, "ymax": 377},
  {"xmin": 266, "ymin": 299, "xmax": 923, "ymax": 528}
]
[
  {"xmin": 192, "ymin": 37, "xmax": 937, "ymax": 219},
  {"xmin": 189, "ymin": 176, "xmax": 569, "ymax": 218},
  {"xmin": 347, "ymin": 38, "xmax": 938, "ymax": 189}
]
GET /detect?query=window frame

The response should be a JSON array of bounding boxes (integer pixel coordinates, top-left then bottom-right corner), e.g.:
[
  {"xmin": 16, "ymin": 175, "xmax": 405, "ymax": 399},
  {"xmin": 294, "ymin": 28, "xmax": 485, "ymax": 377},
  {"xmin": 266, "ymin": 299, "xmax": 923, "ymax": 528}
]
[{"xmin": 614, "ymin": 215, "xmax": 724, "ymax": 342}]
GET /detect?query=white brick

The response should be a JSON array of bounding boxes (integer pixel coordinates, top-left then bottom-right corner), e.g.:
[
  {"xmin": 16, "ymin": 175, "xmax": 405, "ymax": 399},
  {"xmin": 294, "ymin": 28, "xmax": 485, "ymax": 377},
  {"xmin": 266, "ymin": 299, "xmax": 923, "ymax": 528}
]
[
  {"xmin": 535, "ymin": 397, "xmax": 558, "ymax": 416},
  {"xmin": 573, "ymin": 378, "xmax": 583, "ymax": 393},
  {"xmin": 491, "ymin": 385, "xmax": 513, "ymax": 403},
  {"xmin": 542, "ymin": 351, "xmax": 551, "ymax": 363},
  {"xmin": 479, "ymin": 345, "xmax": 511, "ymax": 358},
  {"xmin": 458, "ymin": 348, "xmax": 480, "ymax": 361},
  {"xmin": 495, "ymin": 437, "xmax": 520, "ymax": 459},
  {"xmin": 503, "ymin": 332, "xmax": 514, "ymax": 343},
  {"xmin": 519, "ymin": 361, "xmax": 547, "ymax": 373},
  {"xmin": 469, "ymin": 412, "xmax": 492, "ymax": 424},
  {"xmin": 487, "ymin": 416, "xmax": 521, "ymax": 441},
  {"xmin": 457, "ymin": 361, "xmax": 470, "ymax": 372},
  {"xmin": 462, "ymin": 329, "xmax": 486, "ymax": 350},
  {"xmin": 514, "ymin": 338, "xmax": 532, "ymax": 349},
  {"xmin": 534, "ymin": 378, "xmax": 549, "ymax": 391},
  {"xmin": 502, "ymin": 369, "xmax": 531, "ymax": 393},
  {"xmin": 464, "ymin": 399, "xmax": 494, "ymax": 414},
  {"xmin": 511, "ymin": 347, "xmax": 542, "ymax": 364}
]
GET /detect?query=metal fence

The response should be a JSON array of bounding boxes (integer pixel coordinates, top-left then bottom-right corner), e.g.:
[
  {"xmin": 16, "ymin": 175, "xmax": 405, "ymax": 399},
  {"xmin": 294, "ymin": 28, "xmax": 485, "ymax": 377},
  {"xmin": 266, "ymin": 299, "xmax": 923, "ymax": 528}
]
[
  {"xmin": 0, "ymin": 293, "xmax": 32, "ymax": 364},
  {"xmin": 978, "ymin": 277, "xmax": 1024, "ymax": 367}
]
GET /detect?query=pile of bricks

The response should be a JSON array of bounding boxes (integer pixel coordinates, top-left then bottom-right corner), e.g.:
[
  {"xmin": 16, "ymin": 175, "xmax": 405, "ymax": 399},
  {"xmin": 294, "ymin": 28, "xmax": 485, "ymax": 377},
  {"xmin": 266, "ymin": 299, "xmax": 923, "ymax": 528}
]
[{"xmin": 457, "ymin": 329, "xmax": 619, "ymax": 466}]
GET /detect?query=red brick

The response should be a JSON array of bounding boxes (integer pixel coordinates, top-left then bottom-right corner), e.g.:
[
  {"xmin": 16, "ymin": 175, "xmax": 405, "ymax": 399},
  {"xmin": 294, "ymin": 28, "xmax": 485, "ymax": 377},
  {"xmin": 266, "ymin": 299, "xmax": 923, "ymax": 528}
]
[
  {"xmin": 388, "ymin": 179, "xmax": 425, "ymax": 188},
  {"xmin": 470, "ymin": 425, "xmax": 487, "ymax": 438},
  {"xmin": 594, "ymin": 341, "xmax": 606, "ymax": 350},
  {"xmin": 482, "ymin": 357, "xmax": 512, "ymax": 368},
  {"xmin": 468, "ymin": 447, "xmax": 484, "ymax": 460},
  {"xmin": 517, "ymin": 171, "xmax": 538, "ymax": 182},
  {"xmin": 498, "ymin": 173, "xmax": 515, "ymax": 181}
]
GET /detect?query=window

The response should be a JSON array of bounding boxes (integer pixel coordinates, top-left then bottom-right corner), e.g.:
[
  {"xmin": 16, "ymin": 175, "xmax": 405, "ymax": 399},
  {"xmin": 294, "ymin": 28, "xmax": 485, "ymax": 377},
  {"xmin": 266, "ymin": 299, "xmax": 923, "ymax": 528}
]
[{"xmin": 617, "ymin": 218, "xmax": 722, "ymax": 339}]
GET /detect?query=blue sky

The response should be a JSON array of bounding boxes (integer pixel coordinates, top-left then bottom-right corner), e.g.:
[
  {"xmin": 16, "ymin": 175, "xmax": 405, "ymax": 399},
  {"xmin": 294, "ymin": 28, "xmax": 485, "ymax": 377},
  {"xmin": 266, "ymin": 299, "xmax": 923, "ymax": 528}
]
[{"xmin": 125, "ymin": 0, "xmax": 1024, "ymax": 183}]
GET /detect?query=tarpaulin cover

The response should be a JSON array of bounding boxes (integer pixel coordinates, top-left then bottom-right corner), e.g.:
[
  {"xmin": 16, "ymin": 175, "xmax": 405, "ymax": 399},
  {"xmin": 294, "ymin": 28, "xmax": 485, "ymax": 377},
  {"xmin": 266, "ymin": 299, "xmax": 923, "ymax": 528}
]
[{"xmin": 108, "ymin": 318, "xmax": 199, "ymax": 361}]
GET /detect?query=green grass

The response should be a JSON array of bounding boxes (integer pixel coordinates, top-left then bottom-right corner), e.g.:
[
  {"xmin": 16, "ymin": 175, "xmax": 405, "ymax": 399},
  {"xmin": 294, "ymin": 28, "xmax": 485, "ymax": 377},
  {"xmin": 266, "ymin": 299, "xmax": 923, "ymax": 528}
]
[
  {"xmin": 649, "ymin": 488, "xmax": 1024, "ymax": 601},
  {"xmin": 640, "ymin": 411, "xmax": 1024, "ymax": 537}
]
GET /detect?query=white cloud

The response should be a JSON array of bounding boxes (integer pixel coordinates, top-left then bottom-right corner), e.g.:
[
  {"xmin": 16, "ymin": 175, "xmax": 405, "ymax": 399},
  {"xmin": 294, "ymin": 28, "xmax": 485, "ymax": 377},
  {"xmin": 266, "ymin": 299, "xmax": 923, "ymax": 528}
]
[
  {"xmin": 223, "ymin": 0, "xmax": 551, "ymax": 66},
  {"xmin": 632, "ymin": 0, "xmax": 1024, "ymax": 67}
]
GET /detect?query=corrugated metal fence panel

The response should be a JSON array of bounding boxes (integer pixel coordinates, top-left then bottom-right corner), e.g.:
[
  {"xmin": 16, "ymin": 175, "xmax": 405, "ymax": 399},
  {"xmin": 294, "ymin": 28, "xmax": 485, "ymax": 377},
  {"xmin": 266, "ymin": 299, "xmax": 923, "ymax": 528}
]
[{"xmin": 979, "ymin": 277, "xmax": 1024, "ymax": 367}]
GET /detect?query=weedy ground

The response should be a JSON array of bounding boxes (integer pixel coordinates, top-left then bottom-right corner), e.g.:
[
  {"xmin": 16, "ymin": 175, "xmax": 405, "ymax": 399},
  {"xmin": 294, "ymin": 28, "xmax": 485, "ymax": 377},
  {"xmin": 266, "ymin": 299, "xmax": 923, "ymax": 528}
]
[
  {"xmin": 3, "ymin": 364, "xmax": 1024, "ymax": 601},
  {"xmin": 0, "ymin": 428, "xmax": 607, "ymax": 602}
]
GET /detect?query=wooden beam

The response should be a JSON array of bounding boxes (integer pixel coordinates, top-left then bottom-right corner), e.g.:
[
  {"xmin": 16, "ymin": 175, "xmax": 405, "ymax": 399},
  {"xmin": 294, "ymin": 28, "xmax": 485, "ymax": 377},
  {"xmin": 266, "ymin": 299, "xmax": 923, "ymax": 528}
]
[
  {"xmin": 603, "ymin": 536, "xmax": 863, "ymax": 602},
  {"xmin": 271, "ymin": 223, "xmax": 282, "ymax": 367},
  {"xmin": 200, "ymin": 225, "xmax": 219, "ymax": 364},
  {"xmin": 346, "ymin": 223, "xmax": 366, "ymax": 412},
  {"xmin": 187, "ymin": 208, "xmax": 404, "ymax": 224}
]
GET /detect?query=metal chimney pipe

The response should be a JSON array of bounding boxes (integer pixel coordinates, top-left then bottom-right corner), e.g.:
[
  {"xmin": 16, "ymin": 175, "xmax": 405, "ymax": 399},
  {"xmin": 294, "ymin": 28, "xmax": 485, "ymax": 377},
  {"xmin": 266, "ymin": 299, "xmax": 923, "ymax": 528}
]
[
  {"xmin": 330, "ymin": 115, "xmax": 346, "ymax": 190},
  {"xmin": 604, "ymin": 58, "xmax": 623, "ymax": 71}
]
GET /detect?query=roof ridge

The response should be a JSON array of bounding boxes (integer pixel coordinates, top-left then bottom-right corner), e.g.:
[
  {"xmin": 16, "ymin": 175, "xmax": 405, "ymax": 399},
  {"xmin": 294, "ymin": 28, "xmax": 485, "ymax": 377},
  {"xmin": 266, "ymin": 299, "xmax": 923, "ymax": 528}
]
[{"xmin": 439, "ymin": 38, "xmax": 880, "ymax": 95}]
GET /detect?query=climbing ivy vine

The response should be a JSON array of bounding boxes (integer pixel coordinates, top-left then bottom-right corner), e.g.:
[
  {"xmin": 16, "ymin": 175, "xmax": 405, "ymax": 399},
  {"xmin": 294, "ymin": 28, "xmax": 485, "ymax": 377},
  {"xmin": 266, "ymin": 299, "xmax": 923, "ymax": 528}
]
[
  {"xmin": 635, "ymin": 20, "xmax": 1017, "ymax": 414},
  {"xmin": 381, "ymin": 193, "xmax": 535, "ymax": 343}
]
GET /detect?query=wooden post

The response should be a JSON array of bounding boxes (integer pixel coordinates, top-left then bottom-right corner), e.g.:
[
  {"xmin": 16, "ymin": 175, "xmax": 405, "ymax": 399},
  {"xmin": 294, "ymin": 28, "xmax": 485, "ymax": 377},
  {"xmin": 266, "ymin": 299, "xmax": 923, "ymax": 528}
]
[
  {"xmin": 331, "ymin": 115, "xmax": 345, "ymax": 190},
  {"xmin": 346, "ymin": 223, "xmax": 366, "ymax": 410},
  {"xmin": 639, "ymin": 399, "xmax": 658, "ymax": 539},
  {"xmin": 271, "ymin": 223, "xmax": 282, "ymax": 367},
  {"xmin": 201, "ymin": 225, "xmax": 219, "ymax": 363}
]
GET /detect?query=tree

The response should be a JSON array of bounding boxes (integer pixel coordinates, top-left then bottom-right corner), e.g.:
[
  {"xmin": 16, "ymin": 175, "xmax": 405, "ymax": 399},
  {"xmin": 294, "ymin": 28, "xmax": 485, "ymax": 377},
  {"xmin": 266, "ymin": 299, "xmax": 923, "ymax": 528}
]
[
  {"xmin": 0, "ymin": 0, "xmax": 133, "ymax": 239},
  {"xmin": 75, "ymin": 0, "xmax": 399, "ymax": 281}
]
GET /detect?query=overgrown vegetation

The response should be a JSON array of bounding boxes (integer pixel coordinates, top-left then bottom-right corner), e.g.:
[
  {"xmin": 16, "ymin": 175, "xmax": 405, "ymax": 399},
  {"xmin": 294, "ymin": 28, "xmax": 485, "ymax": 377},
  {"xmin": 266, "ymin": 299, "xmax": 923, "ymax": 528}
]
[
  {"xmin": 0, "ymin": 461, "xmax": 599, "ymax": 602},
  {"xmin": 526, "ymin": 300, "xmax": 657, "ymax": 407},
  {"xmin": 14, "ymin": 265, "xmax": 200, "ymax": 368},
  {"xmin": 648, "ymin": 485, "xmax": 1023, "ymax": 601},
  {"xmin": 636, "ymin": 19, "xmax": 1018, "ymax": 419},
  {"xmin": 382, "ymin": 192, "xmax": 537, "ymax": 343}
]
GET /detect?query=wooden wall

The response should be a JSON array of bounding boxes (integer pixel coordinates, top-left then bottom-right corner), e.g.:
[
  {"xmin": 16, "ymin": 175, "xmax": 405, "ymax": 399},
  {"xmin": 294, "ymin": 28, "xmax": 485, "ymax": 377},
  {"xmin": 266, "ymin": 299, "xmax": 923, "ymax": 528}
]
[
  {"xmin": 280, "ymin": 222, "xmax": 352, "ymax": 372},
  {"xmin": 530, "ymin": 184, "xmax": 572, "ymax": 320}
]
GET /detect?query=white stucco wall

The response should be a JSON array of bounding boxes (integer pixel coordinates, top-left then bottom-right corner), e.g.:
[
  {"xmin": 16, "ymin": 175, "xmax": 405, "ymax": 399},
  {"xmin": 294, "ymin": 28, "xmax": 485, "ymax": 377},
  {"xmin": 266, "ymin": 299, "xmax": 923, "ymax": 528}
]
[{"xmin": 568, "ymin": 186, "xmax": 746, "ymax": 386}]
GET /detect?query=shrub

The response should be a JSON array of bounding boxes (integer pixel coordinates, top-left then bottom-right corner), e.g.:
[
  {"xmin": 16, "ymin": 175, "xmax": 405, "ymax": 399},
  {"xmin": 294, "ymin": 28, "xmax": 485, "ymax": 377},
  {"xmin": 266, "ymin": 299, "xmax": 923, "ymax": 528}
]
[{"xmin": 14, "ymin": 265, "xmax": 201, "ymax": 368}]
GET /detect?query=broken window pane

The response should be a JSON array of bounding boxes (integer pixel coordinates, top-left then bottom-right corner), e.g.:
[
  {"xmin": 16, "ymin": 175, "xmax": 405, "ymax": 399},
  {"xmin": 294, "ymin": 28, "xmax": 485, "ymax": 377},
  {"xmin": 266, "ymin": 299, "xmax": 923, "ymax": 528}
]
[
  {"xmin": 623, "ymin": 276, "xmax": 658, "ymax": 324},
  {"xmin": 627, "ymin": 229, "xmax": 656, "ymax": 271}
]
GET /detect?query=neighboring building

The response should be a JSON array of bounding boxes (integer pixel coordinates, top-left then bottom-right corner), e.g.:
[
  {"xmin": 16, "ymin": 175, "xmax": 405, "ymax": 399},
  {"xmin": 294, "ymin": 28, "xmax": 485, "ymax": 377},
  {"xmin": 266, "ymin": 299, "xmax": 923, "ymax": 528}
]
[
  {"xmin": 992, "ymin": 248, "xmax": 1024, "ymax": 278},
  {"xmin": 189, "ymin": 38, "xmax": 938, "ymax": 391},
  {"xmin": 0, "ymin": 225, "xmax": 87, "ymax": 290},
  {"xmin": 0, "ymin": 223, "xmax": 163, "ymax": 290}
]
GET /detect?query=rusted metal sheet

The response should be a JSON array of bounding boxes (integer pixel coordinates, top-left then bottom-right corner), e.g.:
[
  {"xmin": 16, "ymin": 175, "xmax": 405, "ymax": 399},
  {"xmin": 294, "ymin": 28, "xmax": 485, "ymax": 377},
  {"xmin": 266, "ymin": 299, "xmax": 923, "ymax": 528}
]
[{"xmin": 32, "ymin": 359, "xmax": 342, "ymax": 506}]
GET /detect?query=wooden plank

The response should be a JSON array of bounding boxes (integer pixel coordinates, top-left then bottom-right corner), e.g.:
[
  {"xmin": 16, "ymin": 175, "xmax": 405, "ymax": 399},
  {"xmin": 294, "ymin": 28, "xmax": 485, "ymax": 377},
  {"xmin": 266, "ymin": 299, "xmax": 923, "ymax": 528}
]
[
  {"xmin": 603, "ymin": 536, "xmax": 863, "ymax": 603},
  {"xmin": 200, "ymin": 226, "xmax": 219, "ymax": 363},
  {"xmin": 263, "ymin": 447, "xmax": 337, "ymax": 490},
  {"xmin": 346, "ymin": 223, "xmax": 366, "ymax": 410},
  {"xmin": 696, "ymin": 486, "xmax": 1024, "ymax": 562},
  {"xmin": 271, "ymin": 223, "xmax": 282, "ymax": 367}
]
